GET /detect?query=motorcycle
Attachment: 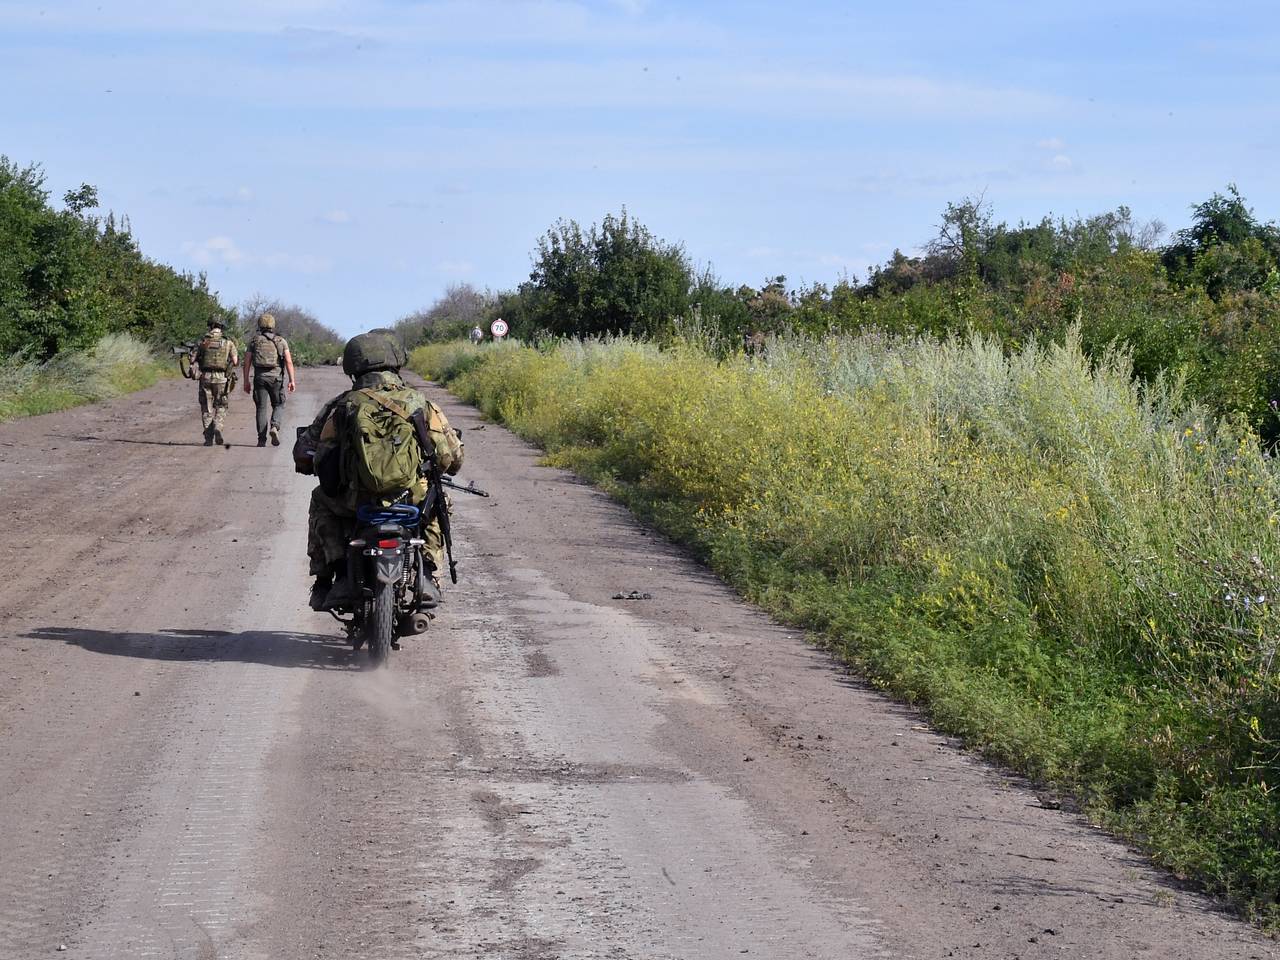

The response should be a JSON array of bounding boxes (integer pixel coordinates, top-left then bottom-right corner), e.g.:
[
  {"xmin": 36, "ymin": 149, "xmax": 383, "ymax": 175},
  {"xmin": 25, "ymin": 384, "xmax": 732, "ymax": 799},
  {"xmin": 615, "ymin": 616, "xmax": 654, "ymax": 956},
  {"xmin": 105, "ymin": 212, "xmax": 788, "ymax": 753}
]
[
  {"xmin": 332, "ymin": 501, "xmax": 438, "ymax": 665},
  {"xmin": 297, "ymin": 419, "xmax": 490, "ymax": 666}
]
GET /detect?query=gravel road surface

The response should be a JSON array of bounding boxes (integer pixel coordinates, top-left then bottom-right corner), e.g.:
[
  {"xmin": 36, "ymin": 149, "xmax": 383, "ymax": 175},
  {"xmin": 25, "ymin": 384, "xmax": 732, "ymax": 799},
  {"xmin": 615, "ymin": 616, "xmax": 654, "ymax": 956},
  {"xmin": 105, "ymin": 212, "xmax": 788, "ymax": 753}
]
[{"xmin": 0, "ymin": 367, "xmax": 1273, "ymax": 959}]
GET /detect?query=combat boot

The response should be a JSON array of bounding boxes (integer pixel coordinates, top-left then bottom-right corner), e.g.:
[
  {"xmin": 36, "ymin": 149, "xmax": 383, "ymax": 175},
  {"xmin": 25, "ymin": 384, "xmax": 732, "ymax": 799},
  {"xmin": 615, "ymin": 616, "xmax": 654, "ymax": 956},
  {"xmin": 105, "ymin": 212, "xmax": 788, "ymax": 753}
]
[
  {"xmin": 269, "ymin": 426, "xmax": 280, "ymax": 446},
  {"xmin": 320, "ymin": 560, "xmax": 355, "ymax": 610},
  {"xmin": 417, "ymin": 571, "xmax": 442, "ymax": 609},
  {"xmin": 203, "ymin": 426, "xmax": 214, "ymax": 447},
  {"xmin": 257, "ymin": 433, "xmax": 268, "ymax": 448},
  {"xmin": 309, "ymin": 573, "xmax": 333, "ymax": 611},
  {"xmin": 213, "ymin": 428, "xmax": 225, "ymax": 446},
  {"xmin": 322, "ymin": 578, "xmax": 358, "ymax": 610}
]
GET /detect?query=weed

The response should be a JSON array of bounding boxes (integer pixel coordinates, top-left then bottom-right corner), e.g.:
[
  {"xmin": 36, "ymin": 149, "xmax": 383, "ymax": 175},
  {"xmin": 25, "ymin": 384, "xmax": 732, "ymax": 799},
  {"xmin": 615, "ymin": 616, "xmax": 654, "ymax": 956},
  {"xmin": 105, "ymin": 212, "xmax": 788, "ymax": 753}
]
[{"xmin": 0, "ymin": 332, "xmax": 170, "ymax": 422}]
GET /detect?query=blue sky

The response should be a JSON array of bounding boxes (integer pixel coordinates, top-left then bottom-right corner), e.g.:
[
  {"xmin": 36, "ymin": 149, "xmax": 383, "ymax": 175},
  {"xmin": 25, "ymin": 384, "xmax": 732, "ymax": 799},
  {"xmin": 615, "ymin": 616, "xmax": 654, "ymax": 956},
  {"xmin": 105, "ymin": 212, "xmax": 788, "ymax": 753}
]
[{"xmin": 3, "ymin": 1, "xmax": 1278, "ymax": 335}]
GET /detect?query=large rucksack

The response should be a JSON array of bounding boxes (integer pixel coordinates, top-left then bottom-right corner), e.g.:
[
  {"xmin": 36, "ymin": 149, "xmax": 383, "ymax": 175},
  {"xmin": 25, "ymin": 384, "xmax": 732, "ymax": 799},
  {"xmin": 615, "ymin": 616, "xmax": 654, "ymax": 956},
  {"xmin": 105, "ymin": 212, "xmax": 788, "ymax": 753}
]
[
  {"xmin": 339, "ymin": 388, "xmax": 424, "ymax": 498},
  {"xmin": 250, "ymin": 332, "xmax": 283, "ymax": 372},
  {"xmin": 197, "ymin": 335, "xmax": 231, "ymax": 372}
]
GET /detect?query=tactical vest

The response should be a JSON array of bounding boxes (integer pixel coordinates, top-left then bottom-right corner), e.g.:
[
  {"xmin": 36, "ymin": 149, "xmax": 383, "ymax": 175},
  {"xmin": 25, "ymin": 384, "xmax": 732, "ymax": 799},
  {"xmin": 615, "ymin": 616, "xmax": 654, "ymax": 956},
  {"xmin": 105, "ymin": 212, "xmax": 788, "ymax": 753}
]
[
  {"xmin": 197, "ymin": 335, "xmax": 231, "ymax": 372},
  {"xmin": 250, "ymin": 332, "xmax": 283, "ymax": 373}
]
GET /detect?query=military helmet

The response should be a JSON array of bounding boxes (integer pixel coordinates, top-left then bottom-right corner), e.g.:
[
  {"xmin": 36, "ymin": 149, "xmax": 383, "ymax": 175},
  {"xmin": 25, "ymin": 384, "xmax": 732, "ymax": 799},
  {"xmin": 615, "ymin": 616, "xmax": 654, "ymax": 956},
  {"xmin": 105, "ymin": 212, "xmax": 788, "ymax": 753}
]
[
  {"xmin": 342, "ymin": 329, "xmax": 408, "ymax": 377},
  {"xmin": 207, "ymin": 316, "xmax": 224, "ymax": 329},
  {"xmin": 258, "ymin": 312, "xmax": 276, "ymax": 331}
]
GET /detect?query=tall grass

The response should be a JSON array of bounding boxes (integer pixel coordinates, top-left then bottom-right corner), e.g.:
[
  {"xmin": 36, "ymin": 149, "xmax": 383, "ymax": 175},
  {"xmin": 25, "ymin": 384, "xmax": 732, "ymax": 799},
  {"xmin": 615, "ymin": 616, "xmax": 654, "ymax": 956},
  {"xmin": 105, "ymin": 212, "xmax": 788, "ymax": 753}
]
[
  {"xmin": 0, "ymin": 332, "xmax": 170, "ymax": 422},
  {"xmin": 409, "ymin": 338, "xmax": 526, "ymax": 385},
  {"xmin": 414, "ymin": 331, "xmax": 1280, "ymax": 924}
]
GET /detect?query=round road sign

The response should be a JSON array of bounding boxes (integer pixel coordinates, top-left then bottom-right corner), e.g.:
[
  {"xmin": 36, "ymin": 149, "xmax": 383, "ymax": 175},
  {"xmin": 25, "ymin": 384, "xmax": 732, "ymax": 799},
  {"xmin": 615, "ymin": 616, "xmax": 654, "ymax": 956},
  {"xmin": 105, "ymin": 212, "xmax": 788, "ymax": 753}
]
[{"xmin": 490, "ymin": 318, "xmax": 509, "ymax": 338}]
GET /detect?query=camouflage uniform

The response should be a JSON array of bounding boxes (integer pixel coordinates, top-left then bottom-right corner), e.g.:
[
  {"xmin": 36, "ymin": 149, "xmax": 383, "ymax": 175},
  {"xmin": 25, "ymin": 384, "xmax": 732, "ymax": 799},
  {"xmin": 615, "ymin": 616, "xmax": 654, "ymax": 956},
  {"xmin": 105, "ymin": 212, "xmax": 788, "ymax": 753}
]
[
  {"xmin": 188, "ymin": 330, "xmax": 239, "ymax": 443},
  {"xmin": 299, "ymin": 370, "xmax": 464, "ymax": 577}
]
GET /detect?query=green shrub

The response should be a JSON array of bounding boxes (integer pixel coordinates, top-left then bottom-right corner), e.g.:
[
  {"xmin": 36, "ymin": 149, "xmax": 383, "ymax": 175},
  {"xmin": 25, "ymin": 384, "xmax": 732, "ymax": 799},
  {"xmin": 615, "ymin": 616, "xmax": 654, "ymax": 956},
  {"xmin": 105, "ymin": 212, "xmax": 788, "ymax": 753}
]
[
  {"xmin": 0, "ymin": 156, "xmax": 233, "ymax": 360},
  {"xmin": 0, "ymin": 332, "xmax": 169, "ymax": 421}
]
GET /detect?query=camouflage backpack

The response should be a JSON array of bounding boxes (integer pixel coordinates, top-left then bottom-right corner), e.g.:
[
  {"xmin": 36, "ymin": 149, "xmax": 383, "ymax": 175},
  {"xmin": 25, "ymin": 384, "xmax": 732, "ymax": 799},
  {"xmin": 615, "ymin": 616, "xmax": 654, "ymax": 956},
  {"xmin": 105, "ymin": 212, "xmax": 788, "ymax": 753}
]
[
  {"xmin": 197, "ymin": 334, "xmax": 231, "ymax": 372},
  {"xmin": 339, "ymin": 388, "xmax": 424, "ymax": 498},
  {"xmin": 250, "ymin": 332, "xmax": 283, "ymax": 372}
]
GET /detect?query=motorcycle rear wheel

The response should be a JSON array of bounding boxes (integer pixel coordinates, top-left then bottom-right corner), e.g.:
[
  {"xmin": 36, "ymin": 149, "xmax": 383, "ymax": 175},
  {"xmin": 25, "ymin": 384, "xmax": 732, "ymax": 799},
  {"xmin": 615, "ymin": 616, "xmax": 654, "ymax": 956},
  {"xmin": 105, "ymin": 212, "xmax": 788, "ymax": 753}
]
[{"xmin": 366, "ymin": 582, "xmax": 394, "ymax": 666}]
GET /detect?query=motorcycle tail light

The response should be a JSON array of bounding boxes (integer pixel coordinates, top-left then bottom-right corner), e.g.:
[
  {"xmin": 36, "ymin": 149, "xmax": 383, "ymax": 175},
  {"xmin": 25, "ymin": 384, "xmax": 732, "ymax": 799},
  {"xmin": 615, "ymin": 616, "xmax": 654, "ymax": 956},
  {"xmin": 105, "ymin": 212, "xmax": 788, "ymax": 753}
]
[{"xmin": 377, "ymin": 539, "xmax": 401, "ymax": 549}]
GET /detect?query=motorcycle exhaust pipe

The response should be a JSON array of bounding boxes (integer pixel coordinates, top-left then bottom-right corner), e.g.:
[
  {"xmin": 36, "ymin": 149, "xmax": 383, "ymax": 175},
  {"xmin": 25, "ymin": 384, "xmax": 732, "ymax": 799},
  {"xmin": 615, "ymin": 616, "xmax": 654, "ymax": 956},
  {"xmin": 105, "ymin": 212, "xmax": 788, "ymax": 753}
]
[{"xmin": 398, "ymin": 612, "xmax": 432, "ymax": 637}]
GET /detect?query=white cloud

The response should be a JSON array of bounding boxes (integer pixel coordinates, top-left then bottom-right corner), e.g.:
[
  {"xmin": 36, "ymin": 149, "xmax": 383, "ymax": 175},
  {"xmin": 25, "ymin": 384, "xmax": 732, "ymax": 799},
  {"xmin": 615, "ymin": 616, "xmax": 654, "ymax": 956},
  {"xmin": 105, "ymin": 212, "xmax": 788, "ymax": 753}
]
[
  {"xmin": 435, "ymin": 260, "xmax": 475, "ymax": 276},
  {"xmin": 0, "ymin": 1, "xmax": 715, "ymax": 50},
  {"xmin": 1049, "ymin": 154, "xmax": 1074, "ymax": 171},
  {"xmin": 13, "ymin": 34, "xmax": 1075, "ymax": 122},
  {"xmin": 182, "ymin": 235, "xmax": 245, "ymax": 266},
  {"xmin": 320, "ymin": 209, "xmax": 352, "ymax": 224},
  {"xmin": 181, "ymin": 235, "xmax": 331, "ymax": 273},
  {"xmin": 1036, "ymin": 137, "xmax": 1066, "ymax": 150}
]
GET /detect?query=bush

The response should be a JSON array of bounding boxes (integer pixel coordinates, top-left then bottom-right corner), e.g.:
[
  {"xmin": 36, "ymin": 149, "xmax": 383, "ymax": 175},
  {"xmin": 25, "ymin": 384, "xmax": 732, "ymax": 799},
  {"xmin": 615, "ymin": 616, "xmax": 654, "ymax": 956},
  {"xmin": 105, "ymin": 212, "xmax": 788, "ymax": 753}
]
[
  {"xmin": 394, "ymin": 283, "xmax": 495, "ymax": 347},
  {"xmin": 516, "ymin": 209, "xmax": 693, "ymax": 339},
  {"xmin": 0, "ymin": 157, "xmax": 233, "ymax": 359},
  {"xmin": 409, "ymin": 338, "xmax": 523, "ymax": 384},
  {"xmin": 238, "ymin": 296, "xmax": 343, "ymax": 365},
  {"xmin": 0, "ymin": 332, "xmax": 170, "ymax": 421}
]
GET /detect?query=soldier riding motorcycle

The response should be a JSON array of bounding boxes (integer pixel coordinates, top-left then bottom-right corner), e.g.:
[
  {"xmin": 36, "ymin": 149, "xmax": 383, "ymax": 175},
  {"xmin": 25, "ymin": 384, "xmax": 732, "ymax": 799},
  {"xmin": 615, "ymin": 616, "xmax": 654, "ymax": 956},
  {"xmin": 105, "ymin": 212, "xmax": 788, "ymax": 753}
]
[{"xmin": 294, "ymin": 330, "xmax": 466, "ymax": 665}]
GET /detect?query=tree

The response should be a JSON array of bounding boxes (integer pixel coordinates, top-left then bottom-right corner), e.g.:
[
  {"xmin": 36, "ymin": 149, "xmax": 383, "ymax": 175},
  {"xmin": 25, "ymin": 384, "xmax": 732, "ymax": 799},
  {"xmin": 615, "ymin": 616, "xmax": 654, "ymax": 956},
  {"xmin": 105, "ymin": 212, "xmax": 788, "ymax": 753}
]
[
  {"xmin": 927, "ymin": 196, "xmax": 992, "ymax": 266},
  {"xmin": 239, "ymin": 295, "xmax": 342, "ymax": 364},
  {"xmin": 522, "ymin": 209, "xmax": 693, "ymax": 338},
  {"xmin": 0, "ymin": 156, "xmax": 232, "ymax": 358},
  {"xmin": 394, "ymin": 283, "xmax": 494, "ymax": 346},
  {"xmin": 1163, "ymin": 185, "xmax": 1280, "ymax": 298}
]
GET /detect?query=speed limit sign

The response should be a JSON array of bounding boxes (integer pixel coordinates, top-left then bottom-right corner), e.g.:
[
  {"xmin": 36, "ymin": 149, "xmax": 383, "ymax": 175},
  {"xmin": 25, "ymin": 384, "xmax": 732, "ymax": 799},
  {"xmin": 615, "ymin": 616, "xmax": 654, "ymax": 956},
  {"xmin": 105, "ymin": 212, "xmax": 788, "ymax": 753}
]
[{"xmin": 490, "ymin": 318, "xmax": 509, "ymax": 338}]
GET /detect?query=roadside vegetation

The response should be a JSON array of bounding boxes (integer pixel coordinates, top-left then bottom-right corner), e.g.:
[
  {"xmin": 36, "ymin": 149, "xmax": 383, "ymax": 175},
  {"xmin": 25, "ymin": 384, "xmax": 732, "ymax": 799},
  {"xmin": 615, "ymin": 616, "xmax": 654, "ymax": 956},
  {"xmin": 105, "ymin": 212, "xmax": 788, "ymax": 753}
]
[
  {"xmin": 416, "ymin": 190, "xmax": 1280, "ymax": 441},
  {"xmin": 0, "ymin": 332, "xmax": 171, "ymax": 422},
  {"xmin": 0, "ymin": 156, "xmax": 340, "ymax": 419},
  {"xmin": 0, "ymin": 157, "xmax": 233, "ymax": 358},
  {"xmin": 394, "ymin": 283, "xmax": 496, "ymax": 346},
  {"xmin": 415, "ymin": 331, "xmax": 1280, "ymax": 925},
  {"xmin": 236, "ymin": 295, "xmax": 343, "ymax": 365},
  {"xmin": 410, "ymin": 191, "xmax": 1280, "ymax": 925}
]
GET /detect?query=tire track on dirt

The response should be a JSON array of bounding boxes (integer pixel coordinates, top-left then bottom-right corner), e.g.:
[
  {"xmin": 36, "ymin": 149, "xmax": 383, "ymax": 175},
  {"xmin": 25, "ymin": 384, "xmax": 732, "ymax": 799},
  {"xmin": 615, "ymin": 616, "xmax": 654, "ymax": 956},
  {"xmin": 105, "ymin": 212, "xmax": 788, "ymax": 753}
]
[{"xmin": 0, "ymin": 377, "xmax": 324, "ymax": 959}]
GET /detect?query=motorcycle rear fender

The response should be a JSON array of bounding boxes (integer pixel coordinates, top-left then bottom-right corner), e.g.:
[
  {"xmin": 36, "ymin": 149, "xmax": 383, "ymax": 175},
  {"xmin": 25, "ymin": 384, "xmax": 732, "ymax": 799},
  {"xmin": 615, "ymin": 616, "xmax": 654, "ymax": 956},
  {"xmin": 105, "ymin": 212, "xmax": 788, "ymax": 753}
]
[
  {"xmin": 353, "ymin": 522, "xmax": 410, "ymax": 586},
  {"xmin": 371, "ymin": 547, "xmax": 402, "ymax": 585}
]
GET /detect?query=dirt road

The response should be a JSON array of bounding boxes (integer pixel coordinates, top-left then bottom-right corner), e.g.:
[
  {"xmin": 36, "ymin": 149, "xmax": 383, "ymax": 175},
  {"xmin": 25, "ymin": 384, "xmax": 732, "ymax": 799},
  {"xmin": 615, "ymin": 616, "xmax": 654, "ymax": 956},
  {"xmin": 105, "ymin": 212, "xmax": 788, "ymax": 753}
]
[{"xmin": 0, "ymin": 367, "xmax": 1272, "ymax": 959}]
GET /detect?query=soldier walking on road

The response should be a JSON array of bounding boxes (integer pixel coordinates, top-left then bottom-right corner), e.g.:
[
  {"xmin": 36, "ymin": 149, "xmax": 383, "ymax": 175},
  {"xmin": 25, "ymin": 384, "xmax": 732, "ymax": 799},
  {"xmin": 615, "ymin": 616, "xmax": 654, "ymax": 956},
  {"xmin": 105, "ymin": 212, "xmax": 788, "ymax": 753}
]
[
  {"xmin": 189, "ymin": 317, "xmax": 239, "ymax": 446},
  {"xmin": 242, "ymin": 312, "xmax": 297, "ymax": 447}
]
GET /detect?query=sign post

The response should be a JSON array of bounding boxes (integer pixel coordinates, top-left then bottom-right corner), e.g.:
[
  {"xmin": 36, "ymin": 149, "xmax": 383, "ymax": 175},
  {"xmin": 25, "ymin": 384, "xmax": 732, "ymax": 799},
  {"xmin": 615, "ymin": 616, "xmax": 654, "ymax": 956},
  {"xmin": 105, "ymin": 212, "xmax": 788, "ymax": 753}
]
[{"xmin": 490, "ymin": 318, "xmax": 509, "ymax": 339}]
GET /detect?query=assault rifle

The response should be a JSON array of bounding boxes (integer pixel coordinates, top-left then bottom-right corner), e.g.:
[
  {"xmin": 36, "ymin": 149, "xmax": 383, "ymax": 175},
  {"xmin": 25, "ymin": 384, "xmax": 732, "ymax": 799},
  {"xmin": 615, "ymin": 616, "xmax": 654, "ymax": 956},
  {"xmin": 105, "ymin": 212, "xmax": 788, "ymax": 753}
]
[
  {"xmin": 441, "ymin": 477, "xmax": 490, "ymax": 498},
  {"xmin": 172, "ymin": 339, "xmax": 237, "ymax": 394},
  {"xmin": 172, "ymin": 341, "xmax": 197, "ymax": 379},
  {"xmin": 410, "ymin": 410, "xmax": 459, "ymax": 583}
]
